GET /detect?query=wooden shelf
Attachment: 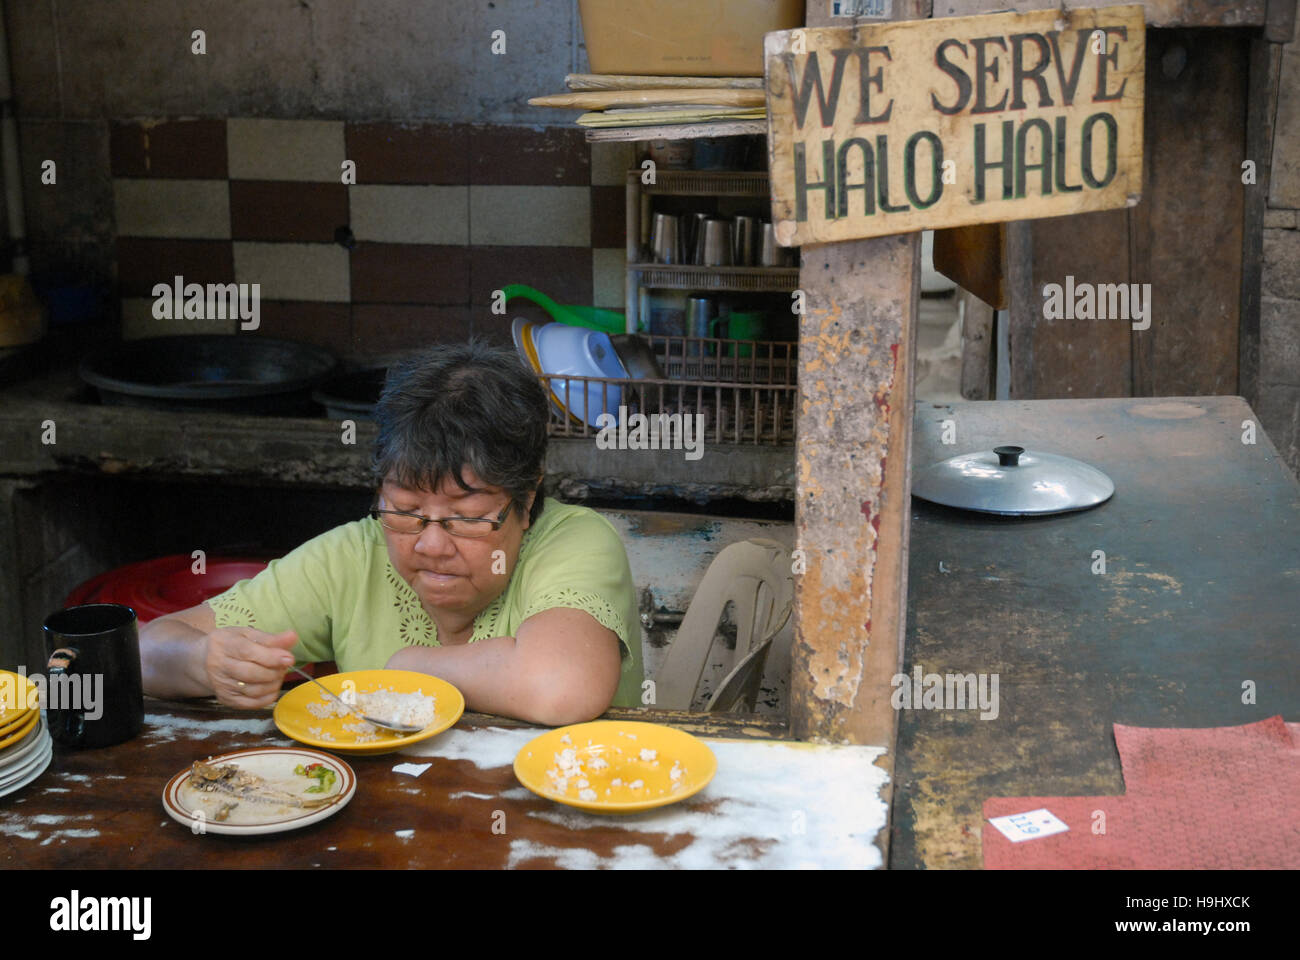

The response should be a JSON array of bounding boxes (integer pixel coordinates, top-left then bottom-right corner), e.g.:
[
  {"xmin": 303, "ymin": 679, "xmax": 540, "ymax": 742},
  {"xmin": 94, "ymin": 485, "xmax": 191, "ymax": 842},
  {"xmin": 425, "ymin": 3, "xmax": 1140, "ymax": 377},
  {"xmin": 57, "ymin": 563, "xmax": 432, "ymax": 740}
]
[
  {"xmin": 630, "ymin": 263, "xmax": 799, "ymax": 293},
  {"xmin": 629, "ymin": 168, "xmax": 770, "ymax": 198},
  {"xmin": 585, "ymin": 119, "xmax": 767, "ymax": 142}
]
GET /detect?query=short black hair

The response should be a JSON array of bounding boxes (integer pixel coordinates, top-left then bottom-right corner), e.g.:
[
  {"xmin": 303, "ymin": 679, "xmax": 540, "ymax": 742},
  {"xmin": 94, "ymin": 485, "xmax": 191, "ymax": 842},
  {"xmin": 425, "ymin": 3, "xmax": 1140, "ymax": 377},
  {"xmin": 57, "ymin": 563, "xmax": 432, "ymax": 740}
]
[{"xmin": 372, "ymin": 340, "xmax": 548, "ymax": 524}]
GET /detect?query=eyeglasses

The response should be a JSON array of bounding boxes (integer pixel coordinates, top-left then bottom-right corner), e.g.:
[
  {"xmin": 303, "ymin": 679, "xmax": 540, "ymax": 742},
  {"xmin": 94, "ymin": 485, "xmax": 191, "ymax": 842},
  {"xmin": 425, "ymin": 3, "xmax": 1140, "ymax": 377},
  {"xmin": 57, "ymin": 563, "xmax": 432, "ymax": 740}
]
[{"xmin": 370, "ymin": 501, "xmax": 514, "ymax": 538}]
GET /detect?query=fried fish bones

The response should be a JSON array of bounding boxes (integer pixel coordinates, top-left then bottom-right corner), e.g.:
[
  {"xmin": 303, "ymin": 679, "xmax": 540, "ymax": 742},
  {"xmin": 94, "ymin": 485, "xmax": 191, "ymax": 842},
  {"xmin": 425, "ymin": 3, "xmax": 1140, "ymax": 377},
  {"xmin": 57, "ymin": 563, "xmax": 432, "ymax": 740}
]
[{"xmin": 188, "ymin": 760, "xmax": 336, "ymax": 819}]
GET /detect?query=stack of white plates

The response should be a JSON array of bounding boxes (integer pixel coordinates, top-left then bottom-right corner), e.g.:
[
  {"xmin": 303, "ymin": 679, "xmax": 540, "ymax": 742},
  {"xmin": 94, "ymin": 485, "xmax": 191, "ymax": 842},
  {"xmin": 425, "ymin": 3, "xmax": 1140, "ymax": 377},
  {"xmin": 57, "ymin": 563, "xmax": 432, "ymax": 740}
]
[{"xmin": 0, "ymin": 669, "xmax": 53, "ymax": 799}]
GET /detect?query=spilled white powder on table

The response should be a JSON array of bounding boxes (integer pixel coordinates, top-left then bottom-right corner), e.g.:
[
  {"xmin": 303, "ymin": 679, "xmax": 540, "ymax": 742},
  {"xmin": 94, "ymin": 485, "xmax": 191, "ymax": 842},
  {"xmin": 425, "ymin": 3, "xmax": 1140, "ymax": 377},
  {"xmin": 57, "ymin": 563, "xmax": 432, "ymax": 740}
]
[
  {"xmin": 40, "ymin": 829, "xmax": 100, "ymax": 846},
  {"xmin": 398, "ymin": 726, "xmax": 536, "ymax": 768},
  {"xmin": 508, "ymin": 739, "xmax": 889, "ymax": 870},
  {"xmin": 394, "ymin": 829, "xmax": 414, "ymax": 841},
  {"xmin": 142, "ymin": 714, "xmax": 276, "ymax": 743}
]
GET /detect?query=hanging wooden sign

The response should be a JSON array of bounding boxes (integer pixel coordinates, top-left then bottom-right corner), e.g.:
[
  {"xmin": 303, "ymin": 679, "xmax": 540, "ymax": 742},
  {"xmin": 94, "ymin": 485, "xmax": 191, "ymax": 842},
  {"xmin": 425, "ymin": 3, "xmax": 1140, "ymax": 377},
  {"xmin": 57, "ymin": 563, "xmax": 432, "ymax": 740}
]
[{"xmin": 764, "ymin": 5, "xmax": 1145, "ymax": 245}]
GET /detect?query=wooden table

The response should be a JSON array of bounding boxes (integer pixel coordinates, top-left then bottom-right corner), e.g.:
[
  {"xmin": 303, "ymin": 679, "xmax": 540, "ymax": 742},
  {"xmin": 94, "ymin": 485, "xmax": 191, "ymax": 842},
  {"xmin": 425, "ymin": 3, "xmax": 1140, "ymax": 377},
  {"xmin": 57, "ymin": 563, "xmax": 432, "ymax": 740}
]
[
  {"xmin": 891, "ymin": 397, "xmax": 1300, "ymax": 869},
  {"xmin": 0, "ymin": 703, "xmax": 887, "ymax": 869}
]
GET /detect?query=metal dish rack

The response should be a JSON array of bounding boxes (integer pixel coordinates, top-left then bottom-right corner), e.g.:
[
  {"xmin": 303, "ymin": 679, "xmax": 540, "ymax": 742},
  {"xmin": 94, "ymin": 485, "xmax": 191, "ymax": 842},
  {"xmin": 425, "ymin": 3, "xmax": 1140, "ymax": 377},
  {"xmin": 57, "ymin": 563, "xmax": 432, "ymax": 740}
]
[{"xmin": 541, "ymin": 335, "xmax": 797, "ymax": 445}]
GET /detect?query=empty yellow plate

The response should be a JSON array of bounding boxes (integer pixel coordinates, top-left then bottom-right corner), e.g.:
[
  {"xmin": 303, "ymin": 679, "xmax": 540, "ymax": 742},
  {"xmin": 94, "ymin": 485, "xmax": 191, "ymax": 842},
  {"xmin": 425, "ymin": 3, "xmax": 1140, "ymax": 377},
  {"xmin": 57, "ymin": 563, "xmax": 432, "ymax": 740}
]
[
  {"xmin": 273, "ymin": 669, "xmax": 464, "ymax": 756},
  {"xmin": 0, "ymin": 708, "xmax": 39, "ymax": 751},
  {"xmin": 0, "ymin": 670, "xmax": 37, "ymax": 726},
  {"xmin": 514, "ymin": 720, "xmax": 717, "ymax": 814},
  {"xmin": 0, "ymin": 706, "xmax": 36, "ymax": 741}
]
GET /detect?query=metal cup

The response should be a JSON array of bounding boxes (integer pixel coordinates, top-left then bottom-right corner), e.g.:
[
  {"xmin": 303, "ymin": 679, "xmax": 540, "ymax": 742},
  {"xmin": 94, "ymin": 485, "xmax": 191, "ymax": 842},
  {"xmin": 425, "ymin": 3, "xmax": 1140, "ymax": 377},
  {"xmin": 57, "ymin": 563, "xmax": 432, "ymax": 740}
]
[
  {"xmin": 651, "ymin": 213, "xmax": 683, "ymax": 265},
  {"xmin": 694, "ymin": 218, "xmax": 733, "ymax": 267},
  {"xmin": 760, "ymin": 222, "xmax": 798, "ymax": 267},
  {"xmin": 759, "ymin": 222, "xmax": 783, "ymax": 267},
  {"xmin": 686, "ymin": 296, "xmax": 715, "ymax": 357},
  {"xmin": 733, "ymin": 215, "xmax": 759, "ymax": 266},
  {"xmin": 684, "ymin": 212, "xmax": 710, "ymax": 260}
]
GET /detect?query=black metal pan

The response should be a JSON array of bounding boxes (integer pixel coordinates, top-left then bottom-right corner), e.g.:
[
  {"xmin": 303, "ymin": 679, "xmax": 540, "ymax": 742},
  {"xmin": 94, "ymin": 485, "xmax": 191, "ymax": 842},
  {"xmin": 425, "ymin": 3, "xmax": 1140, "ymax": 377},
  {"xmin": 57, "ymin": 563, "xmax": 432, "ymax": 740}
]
[{"xmin": 79, "ymin": 336, "xmax": 338, "ymax": 415}]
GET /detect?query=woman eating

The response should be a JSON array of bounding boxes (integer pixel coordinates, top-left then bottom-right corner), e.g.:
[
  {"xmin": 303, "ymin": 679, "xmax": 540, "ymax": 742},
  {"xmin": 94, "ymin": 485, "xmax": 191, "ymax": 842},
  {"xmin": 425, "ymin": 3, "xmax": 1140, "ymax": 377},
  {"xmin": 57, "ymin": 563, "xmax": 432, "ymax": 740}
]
[{"xmin": 140, "ymin": 341, "xmax": 644, "ymax": 725}]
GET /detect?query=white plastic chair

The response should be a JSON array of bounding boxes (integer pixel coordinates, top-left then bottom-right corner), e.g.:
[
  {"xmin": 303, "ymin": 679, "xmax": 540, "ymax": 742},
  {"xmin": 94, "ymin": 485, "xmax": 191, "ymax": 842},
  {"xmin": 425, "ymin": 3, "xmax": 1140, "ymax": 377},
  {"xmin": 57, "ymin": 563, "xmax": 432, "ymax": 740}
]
[{"xmin": 654, "ymin": 538, "xmax": 794, "ymax": 712}]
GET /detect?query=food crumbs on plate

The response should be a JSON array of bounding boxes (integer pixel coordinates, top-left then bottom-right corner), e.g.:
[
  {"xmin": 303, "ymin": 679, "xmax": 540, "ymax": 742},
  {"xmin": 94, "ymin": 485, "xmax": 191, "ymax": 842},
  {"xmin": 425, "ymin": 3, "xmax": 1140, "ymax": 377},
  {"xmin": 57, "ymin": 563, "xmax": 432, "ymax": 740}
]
[
  {"xmin": 628, "ymin": 779, "xmax": 644, "ymax": 790},
  {"xmin": 611, "ymin": 778, "xmax": 622, "ymax": 787},
  {"xmin": 578, "ymin": 788, "xmax": 597, "ymax": 802},
  {"xmin": 670, "ymin": 761, "xmax": 683, "ymax": 781},
  {"xmin": 589, "ymin": 757, "xmax": 609, "ymax": 772},
  {"xmin": 639, "ymin": 748, "xmax": 657, "ymax": 762},
  {"xmin": 559, "ymin": 734, "xmax": 572, "ymax": 744},
  {"xmin": 576, "ymin": 778, "xmax": 589, "ymax": 789}
]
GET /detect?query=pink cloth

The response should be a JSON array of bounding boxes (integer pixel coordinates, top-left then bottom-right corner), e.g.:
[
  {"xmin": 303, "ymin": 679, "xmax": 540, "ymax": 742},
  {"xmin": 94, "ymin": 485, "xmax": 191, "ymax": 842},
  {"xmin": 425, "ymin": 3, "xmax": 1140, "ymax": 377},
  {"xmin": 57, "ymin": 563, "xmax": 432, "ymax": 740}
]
[{"xmin": 983, "ymin": 716, "xmax": 1300, "ymax": 869}]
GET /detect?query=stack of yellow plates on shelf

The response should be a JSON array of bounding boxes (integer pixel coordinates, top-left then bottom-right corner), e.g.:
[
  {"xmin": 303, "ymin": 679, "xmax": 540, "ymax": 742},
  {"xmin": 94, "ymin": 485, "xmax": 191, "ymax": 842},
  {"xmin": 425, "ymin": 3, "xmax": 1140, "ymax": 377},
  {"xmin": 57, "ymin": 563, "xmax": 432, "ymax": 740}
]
[{"xmin": 0, "ymin": 669, "xmax": 53, "ymax": 799}]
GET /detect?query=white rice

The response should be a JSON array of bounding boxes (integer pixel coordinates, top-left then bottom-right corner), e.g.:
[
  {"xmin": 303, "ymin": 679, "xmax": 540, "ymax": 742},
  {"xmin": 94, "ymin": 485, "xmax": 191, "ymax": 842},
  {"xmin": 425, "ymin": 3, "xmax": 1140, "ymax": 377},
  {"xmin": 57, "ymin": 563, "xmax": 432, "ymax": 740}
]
[
  {"xmin": 356, "ymin": 690, "xmax": 437, "ymax": 728},
  {"xmin": 303, "ymin": 687, "xmax": 437, "ymax": 736}
]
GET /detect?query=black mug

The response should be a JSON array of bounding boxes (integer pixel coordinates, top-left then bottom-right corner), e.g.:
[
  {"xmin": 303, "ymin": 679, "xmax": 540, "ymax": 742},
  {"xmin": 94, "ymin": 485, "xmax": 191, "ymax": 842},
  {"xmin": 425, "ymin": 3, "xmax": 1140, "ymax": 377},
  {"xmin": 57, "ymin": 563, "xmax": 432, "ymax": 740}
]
[{"xmin": 42, "ymin": 603, "xmax": 144, "ymax": 748}]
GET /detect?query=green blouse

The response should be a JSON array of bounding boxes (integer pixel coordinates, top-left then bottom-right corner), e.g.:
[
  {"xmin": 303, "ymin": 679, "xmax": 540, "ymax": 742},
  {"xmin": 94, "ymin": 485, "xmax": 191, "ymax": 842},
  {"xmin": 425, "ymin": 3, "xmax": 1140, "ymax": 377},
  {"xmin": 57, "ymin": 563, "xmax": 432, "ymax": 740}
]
[{"xmin": 207, "ymin": 501, "xmax": 645, "ymax": 708}]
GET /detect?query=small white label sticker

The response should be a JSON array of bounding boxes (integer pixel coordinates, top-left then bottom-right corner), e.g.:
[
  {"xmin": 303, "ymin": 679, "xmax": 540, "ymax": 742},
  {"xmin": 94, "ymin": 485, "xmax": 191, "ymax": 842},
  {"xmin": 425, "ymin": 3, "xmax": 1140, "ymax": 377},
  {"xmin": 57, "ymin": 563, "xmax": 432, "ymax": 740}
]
[
  {"xmin": 830, "ymin": 0, "xmax": 891, "ymax": 18},
  {"xmin": 988, "ymin": 808, "xmax": 1070, "ymax": 843}
]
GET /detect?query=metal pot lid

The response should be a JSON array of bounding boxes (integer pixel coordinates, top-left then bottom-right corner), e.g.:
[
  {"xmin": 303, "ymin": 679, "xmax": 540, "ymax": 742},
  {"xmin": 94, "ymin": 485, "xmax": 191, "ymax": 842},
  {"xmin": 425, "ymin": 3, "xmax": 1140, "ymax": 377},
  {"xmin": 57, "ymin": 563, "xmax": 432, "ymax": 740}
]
[{"xmin": 912, "ymin": 445, "xmax": 1114, "ymax": 515}]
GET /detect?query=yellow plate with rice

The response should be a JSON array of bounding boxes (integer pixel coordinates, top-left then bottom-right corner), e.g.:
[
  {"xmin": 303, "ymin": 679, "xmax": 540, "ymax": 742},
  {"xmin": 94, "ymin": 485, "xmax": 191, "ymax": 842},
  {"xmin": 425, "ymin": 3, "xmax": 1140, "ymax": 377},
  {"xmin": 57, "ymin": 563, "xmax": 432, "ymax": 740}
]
[
  {"xmin": 273, "ymin": 669, "xmax": 464, "ymax": 756},
  {"xmin": 513, "ymin": 720, "xmax": 717, "ymax": 814}
]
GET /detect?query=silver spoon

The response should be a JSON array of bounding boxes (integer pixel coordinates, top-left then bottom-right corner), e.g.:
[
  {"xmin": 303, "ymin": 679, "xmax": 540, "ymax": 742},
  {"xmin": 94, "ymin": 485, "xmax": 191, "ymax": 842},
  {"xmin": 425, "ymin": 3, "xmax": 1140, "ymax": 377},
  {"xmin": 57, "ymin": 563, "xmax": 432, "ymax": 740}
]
[{"xmin": 289, "ymin": 666, "xmax": 425, "ymax": 735}]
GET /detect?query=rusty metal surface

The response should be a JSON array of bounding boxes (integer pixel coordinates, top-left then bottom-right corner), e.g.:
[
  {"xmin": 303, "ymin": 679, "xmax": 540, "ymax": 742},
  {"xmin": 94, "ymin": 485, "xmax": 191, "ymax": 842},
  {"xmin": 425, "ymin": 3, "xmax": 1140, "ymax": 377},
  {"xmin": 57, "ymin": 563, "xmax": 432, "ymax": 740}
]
[{"xmin": 892, "ymin": 397, "xmax": 1300, "ymax": 868}]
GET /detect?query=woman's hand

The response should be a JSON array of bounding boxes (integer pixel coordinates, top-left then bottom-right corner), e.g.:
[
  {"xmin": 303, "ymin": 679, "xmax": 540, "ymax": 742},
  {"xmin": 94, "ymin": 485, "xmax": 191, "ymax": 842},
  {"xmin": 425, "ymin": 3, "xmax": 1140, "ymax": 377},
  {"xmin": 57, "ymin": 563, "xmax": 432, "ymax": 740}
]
[{"xmin": 201, "ymin": 627, "xmax": 298, "ymax": 709}]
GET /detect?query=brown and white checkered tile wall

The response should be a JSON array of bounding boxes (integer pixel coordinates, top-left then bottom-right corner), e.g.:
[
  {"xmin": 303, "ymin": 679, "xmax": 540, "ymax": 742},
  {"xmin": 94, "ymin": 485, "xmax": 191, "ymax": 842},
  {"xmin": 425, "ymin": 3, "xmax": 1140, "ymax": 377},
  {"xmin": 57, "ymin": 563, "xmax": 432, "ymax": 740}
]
[{"xmin": 111, "ymin": 118, "xmax": 631, "ymax": 361}]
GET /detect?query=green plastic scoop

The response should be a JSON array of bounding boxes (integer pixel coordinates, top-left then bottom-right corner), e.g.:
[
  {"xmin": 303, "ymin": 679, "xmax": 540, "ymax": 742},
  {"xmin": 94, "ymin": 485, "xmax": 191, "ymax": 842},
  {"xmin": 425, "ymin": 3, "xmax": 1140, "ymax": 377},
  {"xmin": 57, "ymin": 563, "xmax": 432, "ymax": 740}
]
[{"xmin": 501, "ymin": 284, "xmax": 643, "ymax": 334}]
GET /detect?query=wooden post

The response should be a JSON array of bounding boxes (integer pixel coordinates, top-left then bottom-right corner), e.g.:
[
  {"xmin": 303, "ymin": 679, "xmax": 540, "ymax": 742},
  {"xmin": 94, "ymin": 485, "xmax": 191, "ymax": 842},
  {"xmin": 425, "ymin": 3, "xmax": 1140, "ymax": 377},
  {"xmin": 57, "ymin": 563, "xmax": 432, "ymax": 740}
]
[
  {"xmin": 787, "ymin": 1, "xmax": 922, "ymax": 762},
  {"xmin": 789, "ymin": 233, "xmax": 919, "ymax": 750}
]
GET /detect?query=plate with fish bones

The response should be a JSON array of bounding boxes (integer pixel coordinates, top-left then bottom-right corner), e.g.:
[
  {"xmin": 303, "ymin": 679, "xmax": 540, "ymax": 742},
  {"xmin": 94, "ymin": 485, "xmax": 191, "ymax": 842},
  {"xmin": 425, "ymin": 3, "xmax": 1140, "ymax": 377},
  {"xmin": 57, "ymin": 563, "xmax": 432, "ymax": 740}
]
[{"xmin": 163, "ymin": 746, "xmax": 356, "ymax": 836}]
